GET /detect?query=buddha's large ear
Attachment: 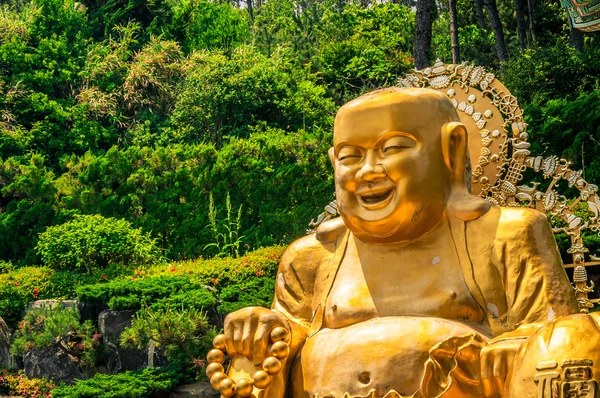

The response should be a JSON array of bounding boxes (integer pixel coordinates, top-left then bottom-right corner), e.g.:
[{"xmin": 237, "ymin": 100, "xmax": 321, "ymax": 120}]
[
  {"xmin": 442, "ymin": 122, "xmax": 491, "ymax": 221},
  {"xmin": 328, "ymin": 147, "xmax": 336, "ymax": 170}
]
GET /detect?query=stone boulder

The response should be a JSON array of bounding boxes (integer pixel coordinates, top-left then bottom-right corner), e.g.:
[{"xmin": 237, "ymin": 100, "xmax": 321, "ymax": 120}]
[
  {"xmin": 23, "ymin": 346, "xmax": 85, "ymax": 384},
  {"xmin": 0, "ymin": 317, "xmax": 20, "ymax": 370},
  {"xmin": 27, "ymin": 299, "xmax": 78, "ymax": 311},
  {"xmin": 99, "ymin": 310, "xmax": 164, "ymax": 372},
  {"xmin": 169, "ymin": 383, "xmax": 219, "ymax": 398}
]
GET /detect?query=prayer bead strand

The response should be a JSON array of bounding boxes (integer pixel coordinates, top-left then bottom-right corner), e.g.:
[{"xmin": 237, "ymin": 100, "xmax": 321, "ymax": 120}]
[{"xmin": 207, "ymin": 327, "xmax": 290, "ymax": 397}]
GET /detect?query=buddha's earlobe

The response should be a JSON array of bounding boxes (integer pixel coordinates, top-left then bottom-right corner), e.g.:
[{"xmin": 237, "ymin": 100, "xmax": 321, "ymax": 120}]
[
  {"xmin": 442, "ymin": 122, "xmax": 491, "ymax": 221},
  {"xmin": 328, "ymin": 147, "xmax": 336, "ymax": 170},
  {"xmin": 441, "ymin": 122, "xmax": 467, "ymax": 184}
]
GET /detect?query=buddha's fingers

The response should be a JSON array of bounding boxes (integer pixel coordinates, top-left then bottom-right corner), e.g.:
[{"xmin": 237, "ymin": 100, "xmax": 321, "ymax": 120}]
[
  {"xmin": 241, "ymin": 315, "xmax": 257, "ymax": 358},
  {"xmin": 253, "ymin": 321, "xmax": 269, "ymax": 366},
  {"xmin": 224, "ymin": 316, "xmax": 239, "ymax": 357}
]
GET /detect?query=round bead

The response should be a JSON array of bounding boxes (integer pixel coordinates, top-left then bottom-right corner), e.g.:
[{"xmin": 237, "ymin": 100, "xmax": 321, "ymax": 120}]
[
  {"xmin": 252, "ymin": 370, "xmax": 271, "ymax": 389},
  {"xmin": 210, "ymin": 372, "xmax": 228, "ymax": 390},
  {"xmin": 213, "ymin": 334, "xmax": 227, "ymax": 351},
  {"xmin": 206, "ymin": 362, "xmax": 224, "ymax": 379},
  {"xmin": 235, "ymin": 378, "xmax": 253, "ymax": 397},
  {"xmin": 219, "ymin": 378, "xmax": 236, "ymax": 397},
  {"xmin": 207, "ymin": 349, "xmax": 225, "ymax": 364},
  {"xmin": 262, "ymin": 357, "xmax": 282, "ymax": 375},
  {"xmin": 270, "ymin": 341, "xmax": 290, "ymax": 359},
  {"xmin": 270, "ymin": 327, "xmax": 290, "ymax": 343}
]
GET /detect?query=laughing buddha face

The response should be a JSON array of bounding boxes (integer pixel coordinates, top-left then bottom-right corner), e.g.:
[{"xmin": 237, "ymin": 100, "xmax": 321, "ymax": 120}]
[{"xmin": 329, "ymin": 87, "xmax": 462, "ymax": 243}]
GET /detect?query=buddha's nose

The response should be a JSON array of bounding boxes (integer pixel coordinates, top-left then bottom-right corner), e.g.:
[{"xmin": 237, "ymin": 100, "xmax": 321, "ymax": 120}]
[{"xmin": 356, "ymin": 162, "xmax": 386, "ymax": 182}]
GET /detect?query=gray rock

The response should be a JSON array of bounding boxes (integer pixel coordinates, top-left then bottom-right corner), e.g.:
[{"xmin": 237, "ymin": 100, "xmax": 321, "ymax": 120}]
[
  {"xmin": 77, "ymin": 301, "xmax": 108, "ymax": 325},
  {"xmin": 23, "ymin": 346, "xmax": 85, "ymax": 384},
  {"xmin": 169, "ymin": 383, "xmax": 219, "ymax": 398},
  {"xmin": 99, "ymin": 310, "xmax": 136, "ymax": 344},
  {"xmin": 28, "ymin": 300, "xmax": 78, "ymax": 311},
  {"xmin": 0, "ymin": 317, "xmax": 20, "ymax": 370},
  {"xmin": 99, "ymin": 310, "xmax": 150, "ymax": 372}
]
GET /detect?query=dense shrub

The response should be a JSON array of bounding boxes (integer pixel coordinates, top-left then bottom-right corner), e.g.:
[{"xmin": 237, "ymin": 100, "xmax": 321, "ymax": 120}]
[
  {"xmin": 36, "ymin": 214, "xmax": 163, "ymax": 273},
  {"xmin": 76, "ymin": 275, "xmax": 216, "ymax": 312},
  {"xmin": 315, "ymin": 3, "xmax": 415, "ymax": 103},
  {"xmin": 0, "ymin": 369, "xmax": 55, "ymax": 398},
  {"xmin": 169, "ymin": 46, "xmax": 335, "ymax": 145},
  {"xmin": 121, "ymin": 306, "xmax": 211, "ymax": 369},
  {"xmin": 76, "ymin": 245, "xmax": 284, "ymax": 314},
  {"xmin": 217, "ymin": 277, "xmax": 276, "ymax": 315},
  {"xmin": 503, "ymin": 41, "xmax": 600, "ymax": 106},
  {"xmin": 525, "ymin": 90, "xmax": 600, "ymax": 184},
  {"xmin": 52, "ymin": 368, "xmax": 181, "ymax": 398},
  {"xmin": 11, "ymin": 306, "xmax": 106, "ymax": 375},
  {"xmin": 0, "ymin": 264, "xmax": 133, "ymax": 329}
]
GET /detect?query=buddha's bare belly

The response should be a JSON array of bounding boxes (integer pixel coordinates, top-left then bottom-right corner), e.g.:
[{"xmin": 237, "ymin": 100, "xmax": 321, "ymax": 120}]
[{"xmin": 295, "ymin": 317, "xmax": 488, "ymax": 398}]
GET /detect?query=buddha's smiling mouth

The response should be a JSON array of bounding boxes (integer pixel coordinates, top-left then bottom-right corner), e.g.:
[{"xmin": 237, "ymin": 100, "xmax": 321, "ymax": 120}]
[{"xmin": 356, "ymin": 187, "xmax": 395, "ymax": 209}]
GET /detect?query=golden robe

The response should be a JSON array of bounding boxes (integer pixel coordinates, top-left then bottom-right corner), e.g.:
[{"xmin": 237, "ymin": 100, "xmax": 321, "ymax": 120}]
[{"xmin": 268, "ymin": 206, "xmax": 579, "ymax": 398}]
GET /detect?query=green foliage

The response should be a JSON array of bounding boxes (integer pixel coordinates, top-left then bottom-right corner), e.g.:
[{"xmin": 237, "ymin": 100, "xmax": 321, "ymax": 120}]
[
  {"xmin": 121, "ymin": 305, "xmax": 211, "ymax": 370},
  {"xmin": 0, "ymin": 369, "xmax": 55, "ymax": 398},
  {"xmin": 11, "ymin": 305, "xmax": 106, "ymax": 374},
  {"xmin": 51, "ymin": 368, "xmax": 181, "ymax": 398},
  {"xmin": 77, "ymin": 245, "xmax": 284, "ymax": 312},
  {"xmin": 315, "ymin": 2, "xmax": 415, "ymax": 102},
  {"xmin": 169, "ymin": 46, "xmax": 335, "ymax": 145},
  {"xmin": 525, "ymin": 90, "xmax": 600, "ymax": 184},
  {"xmin": 433, "ymin": 20, "xmax": 497, "ymax": 67},
  {"xmin": 0, "ymin": 154, "xmax": 59, "ymax": 265},
  {"xmin": 205, "ymin": 192, "xmax": 244, "ymax": 258},
  {"xmin": 0, "ymin": 264, "xmax": 130, "ymax": 329},
  {"xmin": 36, "ymin": 214, "xmax": 163, "ymax": 273},
  {"xmin": 217, "ymin": 277, "xmax": 276, "ymax": 315},
  {"xmin": 0, "ymin": 267, "xmax": 55, "ymax": 328},
  {"xmin": 170, "ymin": 0, "xmax": 251, "ymax": 53},
  {"xmin": 76, "ymin": 275, "xmax": 216, "ymax": 312},
  {"xmin": 503, "ymin": 41, "xmax": 600, "ymax": 105}
]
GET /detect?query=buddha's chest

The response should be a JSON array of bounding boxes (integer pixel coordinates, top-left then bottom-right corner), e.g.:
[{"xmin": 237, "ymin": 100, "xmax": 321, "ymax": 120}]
[{"xmin": 323, "ymin": 236, "xmax": 486, "ymax": 329}]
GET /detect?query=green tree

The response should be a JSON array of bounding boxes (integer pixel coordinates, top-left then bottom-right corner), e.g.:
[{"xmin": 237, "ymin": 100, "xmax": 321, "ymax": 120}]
[{"xmin": 169, "ymin": 46, "xmax": 335, "ymax": 145}]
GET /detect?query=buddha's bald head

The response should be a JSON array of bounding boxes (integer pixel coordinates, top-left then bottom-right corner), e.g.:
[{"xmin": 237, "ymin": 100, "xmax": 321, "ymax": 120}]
[
  {"xmin": 329, "ymin": 87, "xmax": 486, "ymax": 243},
  {"xmin": 334, "ymin": 87, "xmax": 462, "ymax": 149}
]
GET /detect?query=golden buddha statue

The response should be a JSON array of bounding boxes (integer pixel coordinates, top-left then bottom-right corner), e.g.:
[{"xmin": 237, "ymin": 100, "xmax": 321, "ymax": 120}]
[{"xmin": 207, "ymin": 85, "xmax": 600, "ymax": 398}]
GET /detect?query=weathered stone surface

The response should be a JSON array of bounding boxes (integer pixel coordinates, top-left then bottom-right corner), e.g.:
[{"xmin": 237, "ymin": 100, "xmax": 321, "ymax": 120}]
[
  {"xmin": 77, "ymin": 301, "xmax": 108, "ymax": 325},
  {"xmin": 0, "ymin": 318, "xmax": 11, "ymax": 369},
  {"xmin": 99, "ymin": 310, "xmax": 149, "ymax": 372},
  {"xmin": 169, "ymin": 383, "xmax": 219, "ymax": 398},
  {"xmin": 28, "ymin": 300, "xmax": 78, "ymax": 311},
  {"xmin": 99, "ymin": 310, "xmax": 135, "ymax": 344},
  {"xmin": 23, "ymin": 346, "xmax": 85, "ymax": 384},
  {"xmin": 0, "ymin": 317, "xmax": 20, "ymax": 370}
]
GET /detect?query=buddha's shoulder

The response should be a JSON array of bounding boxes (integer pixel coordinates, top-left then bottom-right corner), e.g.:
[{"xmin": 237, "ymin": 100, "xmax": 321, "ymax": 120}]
[
  {"xmin": 471, "ymin": 205, "xmax": 552, "ymax": 238},
  {"xmin": 281, "ymin": 218, "xmax": 346, "ymax": 268}
]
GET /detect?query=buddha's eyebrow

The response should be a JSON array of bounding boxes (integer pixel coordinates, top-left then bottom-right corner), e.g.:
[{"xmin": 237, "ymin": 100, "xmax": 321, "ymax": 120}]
[
  {"xmin": 334, "ymin": 142, "xmax": 361, "ymax": 154},
  {"xmin": 373, "ymin": 131, "xmax": 417, "ymax": 147}
]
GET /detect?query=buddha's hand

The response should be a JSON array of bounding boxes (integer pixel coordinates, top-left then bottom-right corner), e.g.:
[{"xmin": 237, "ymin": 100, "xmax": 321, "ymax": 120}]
[
  {"xmin": 480, "ymin": 339, "xmax": 522, "ymax": 398},
  {"xmin": 224, "ymin": 306, "xmax": 289, "ymax": 366}
]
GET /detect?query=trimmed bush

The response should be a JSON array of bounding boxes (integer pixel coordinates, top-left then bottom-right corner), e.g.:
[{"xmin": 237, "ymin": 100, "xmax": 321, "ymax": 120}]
[
  {"xmin": 51, "ymin": 368, "xmax": 181, "ymax": 398},
  {"xmin": 36, "ymin": 214, "xmax": 163, "ymax": 273}
]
